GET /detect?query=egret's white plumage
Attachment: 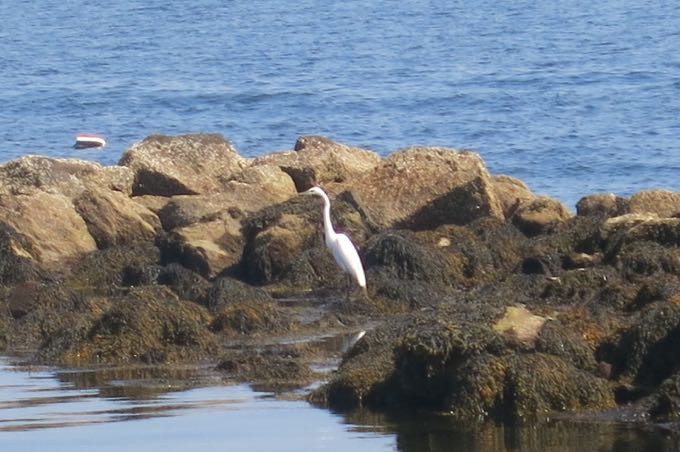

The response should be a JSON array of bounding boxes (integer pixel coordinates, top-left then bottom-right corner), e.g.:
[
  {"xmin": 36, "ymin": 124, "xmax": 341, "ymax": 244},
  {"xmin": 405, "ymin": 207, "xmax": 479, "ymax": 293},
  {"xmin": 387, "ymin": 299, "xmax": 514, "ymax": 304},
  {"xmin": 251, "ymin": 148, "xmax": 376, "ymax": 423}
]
[{"xmin": 302, "ymin": 186, "xmax": 366, "ymax": 292}]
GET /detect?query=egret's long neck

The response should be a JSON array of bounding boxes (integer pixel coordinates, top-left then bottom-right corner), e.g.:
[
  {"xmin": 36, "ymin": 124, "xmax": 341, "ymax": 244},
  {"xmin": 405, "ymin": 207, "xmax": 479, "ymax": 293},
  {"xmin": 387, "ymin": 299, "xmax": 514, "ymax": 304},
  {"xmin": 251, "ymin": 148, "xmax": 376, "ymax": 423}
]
[{"xmin": 319, "ymin": 192, "xmax": 336, "ymax": 241}]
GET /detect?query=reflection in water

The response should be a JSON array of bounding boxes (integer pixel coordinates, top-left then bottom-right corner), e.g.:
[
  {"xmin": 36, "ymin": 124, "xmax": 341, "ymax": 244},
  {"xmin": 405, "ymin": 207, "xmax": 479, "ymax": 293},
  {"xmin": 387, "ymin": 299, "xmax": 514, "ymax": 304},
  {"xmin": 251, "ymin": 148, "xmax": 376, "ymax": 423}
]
[
  {"xmin": 0, "ymin": 358, "xmax": 235, "ymax": 432},
  {"xmin": 0, "ymin": 355, "xmax": 677, "ymax": 451},
  {"xmin": 338, "ymin": 408, "xmax": 680, "ymax": 452}
]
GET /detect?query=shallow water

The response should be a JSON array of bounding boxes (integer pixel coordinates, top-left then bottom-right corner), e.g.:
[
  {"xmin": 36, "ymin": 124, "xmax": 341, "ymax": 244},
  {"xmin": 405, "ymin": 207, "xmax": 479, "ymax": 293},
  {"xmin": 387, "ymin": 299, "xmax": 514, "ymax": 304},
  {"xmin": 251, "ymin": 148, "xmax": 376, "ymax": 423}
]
[
  {"xmin": 0, "ymin": 355, "xmax": 677, "ymax": 451},
  {"xmin": 2, "ymin": 0, "xmax": 680, "ymax": 207}
]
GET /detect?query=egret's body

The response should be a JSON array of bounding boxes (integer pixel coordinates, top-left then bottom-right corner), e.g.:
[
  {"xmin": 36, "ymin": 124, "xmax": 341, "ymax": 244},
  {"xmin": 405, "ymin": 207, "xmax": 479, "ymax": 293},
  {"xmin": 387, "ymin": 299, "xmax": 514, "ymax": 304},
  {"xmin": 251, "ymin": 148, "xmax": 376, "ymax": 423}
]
[{"xmin": 302, "ymin": 187, "xmax": 366, "ymax": 295}]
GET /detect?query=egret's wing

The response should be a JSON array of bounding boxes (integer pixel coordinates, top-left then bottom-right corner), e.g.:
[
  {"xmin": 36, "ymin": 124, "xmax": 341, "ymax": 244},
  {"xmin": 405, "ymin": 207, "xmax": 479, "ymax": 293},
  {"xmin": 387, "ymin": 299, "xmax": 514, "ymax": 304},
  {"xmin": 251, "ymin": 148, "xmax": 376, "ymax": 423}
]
[{"xmin": 332, "ymin": 234, "xmax": 366, "ymax": 287}]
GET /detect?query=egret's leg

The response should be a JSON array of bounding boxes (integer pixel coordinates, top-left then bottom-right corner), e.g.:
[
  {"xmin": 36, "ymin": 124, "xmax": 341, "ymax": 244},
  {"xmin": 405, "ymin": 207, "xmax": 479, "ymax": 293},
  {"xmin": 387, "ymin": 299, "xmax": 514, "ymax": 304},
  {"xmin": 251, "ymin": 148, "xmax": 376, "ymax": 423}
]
[{"xmin": 346, "ymin": 274, "xmax": 352, "ymax": 302}]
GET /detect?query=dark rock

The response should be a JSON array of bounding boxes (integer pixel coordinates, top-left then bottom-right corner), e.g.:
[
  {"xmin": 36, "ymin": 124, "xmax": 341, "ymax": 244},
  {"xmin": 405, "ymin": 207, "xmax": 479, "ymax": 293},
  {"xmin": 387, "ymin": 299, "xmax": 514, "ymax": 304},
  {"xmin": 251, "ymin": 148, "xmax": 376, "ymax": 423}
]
[
  {"xmin": 612, "ymin": 301, "xmax": 680, "ymax": 386},
  {"xmin": 66, "ymin": 242, "xmax": 161, "ymax": 293},
  {"xmin": 40, "ymin": 286, "xmax": 217, "ymax": 365},
  {"xmin": 535, "ymin": 319, "xmax": 597, "ymax": 371},
  {"xmin": 217, "ymin": 345, "xmax": 316, "ymax": 391},
  {"xmin": 210, "ymin": 301, "xmax": 293, "ymax": 336},
  {"xmin": 9, "ymin": 284, "xmax": 108, "ymax": 350},
  {"xmin": 202, "ymin": 277, "xmax": 274, "ymax": 312},
  {"xmin": 316, "ymin": 305, "xmax": 614, "ymax": 421},
  {"xmin": 649, "ymin": 372, "xmax": 680, "ymax": 421}
]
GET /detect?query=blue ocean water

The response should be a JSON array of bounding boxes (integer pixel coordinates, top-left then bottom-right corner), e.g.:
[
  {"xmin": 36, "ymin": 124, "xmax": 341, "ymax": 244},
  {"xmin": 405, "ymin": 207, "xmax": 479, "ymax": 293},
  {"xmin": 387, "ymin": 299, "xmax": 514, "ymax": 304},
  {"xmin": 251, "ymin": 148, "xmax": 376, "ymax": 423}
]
[{"xmin": 1, "ymin": 0, "xmax": 679, "ymax": 208}]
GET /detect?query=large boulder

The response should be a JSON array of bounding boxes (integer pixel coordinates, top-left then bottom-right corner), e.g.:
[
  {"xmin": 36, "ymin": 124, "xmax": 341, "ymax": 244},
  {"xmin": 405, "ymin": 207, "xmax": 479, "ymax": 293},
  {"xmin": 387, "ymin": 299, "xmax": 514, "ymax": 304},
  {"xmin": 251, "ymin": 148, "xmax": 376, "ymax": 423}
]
[
  {"xmin": 157, "ymin": 166, "xmax": 297, "ymax": 278},
  {"xmin": 252, "ymin": 136, "xmax": 380, "ymax": 191},
  {"xmin": 511, "ymin": 196, "xmax": 572, "ymax": 236},
  {"xmin": 74, "ymin": 187, "xmax": 161, "ymax": 248},
  {"xmin": 240, "ymin": 191, "xmax": 370, "ymax": 289},
  {"xmin": 629, "ymin": 190, "xmax": 680, "ymax": 218},
  {"xmin": 39, "ymin": 286, "xmax": 217, "ymax": 365},
  {"xmin": 576, "ymin": 193, "xmax": 629, "ymax": 218},
  {"xmin": 0, "ymin": 224, "xmax": 53, "ymax": 286},
  {"xmin": 119, "ymin": 134, "xmax": 247, "ymax": 196},
  {"xmin": 0, "ymin": 155, "xmax": 133, "ymax": 197},
  {"xmin": 314, "ymin": 306, "xmax": 614, "ymax": 421},
  {"xmin": 491, "ymin": 175, "xmax": 536, "ymax": 218},
  {"xmin": 350, "ymin": 148, "xmax": 504, "ymax": 230},
  {"xmin": 0, "ymin": 191, "xmax": 97, "ymax": 268},
  {"xmin": 161, "ymin": 217, "xmax": 244, "ymax": 278}
]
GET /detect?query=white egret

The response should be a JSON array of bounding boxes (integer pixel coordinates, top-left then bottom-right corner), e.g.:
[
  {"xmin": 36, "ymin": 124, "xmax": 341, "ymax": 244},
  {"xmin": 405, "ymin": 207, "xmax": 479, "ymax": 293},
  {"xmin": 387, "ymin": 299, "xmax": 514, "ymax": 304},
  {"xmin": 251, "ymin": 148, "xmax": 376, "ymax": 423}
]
[{"xmin": 301, "ymin": 186, "xmax": 366, "ymax": 299}]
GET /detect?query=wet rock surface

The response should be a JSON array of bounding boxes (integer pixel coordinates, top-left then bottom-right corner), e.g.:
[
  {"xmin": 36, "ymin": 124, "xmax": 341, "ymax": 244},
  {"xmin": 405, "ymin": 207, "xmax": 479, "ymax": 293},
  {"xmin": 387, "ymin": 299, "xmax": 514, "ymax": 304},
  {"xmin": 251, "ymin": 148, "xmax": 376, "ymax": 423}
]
[{"xmin": 2, "ymin": 133, "xmax": 680, "ymax": 427}]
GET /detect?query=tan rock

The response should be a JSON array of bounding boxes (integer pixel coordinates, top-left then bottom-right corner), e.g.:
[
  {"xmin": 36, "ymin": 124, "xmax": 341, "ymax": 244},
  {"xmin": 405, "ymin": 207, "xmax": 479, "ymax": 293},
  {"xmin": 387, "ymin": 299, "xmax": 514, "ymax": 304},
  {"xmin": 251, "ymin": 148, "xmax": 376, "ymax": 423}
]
[
  {"xmin": 166, "ymin": 217, "xmax": 244, "ymax": 278},
  {"xmin": 74, "ymin": 188, "xmax": 162, "ymax": 248},
  {"xmin": 600, "ymin": 213, "xmax": 659, "ymax": 241},
  {"xmin": 492, "ymin": 175, "xmax": 536, "ymax": 218},
  {"xmin": 157, "ymin": 166, "xmax": 296, "ymax": 277},
  {"xmin": 351, "ymin": 147, "xmax": 504, "ymax": 230},
  {"xmin": 629, "ymin": 190, "xmax": 680, "ymax": 218},
  {"xmin": 576, "ymin": 193, "xmax": 629, "ymax": 217},
  {"xmin": 0, "ymin": 192, "xmax": 97, "ymax": 268},
  {"xmin": 252, "ymin": 136, "xmax": 380, "ymax": 190},
  {"xmin": 511, "ymin": 196, "xmax": 572, "ymax": 236},
  {"xmin": 119, "ymin": 134, "xmax": 247, "ymax": 196},
  {"xmin": 493, "ymin": 306, "xmax": 547, "ymax": 347},
  {"xmin": 0, "ymin": 156, "xmax": 134, "ymax": 197}
]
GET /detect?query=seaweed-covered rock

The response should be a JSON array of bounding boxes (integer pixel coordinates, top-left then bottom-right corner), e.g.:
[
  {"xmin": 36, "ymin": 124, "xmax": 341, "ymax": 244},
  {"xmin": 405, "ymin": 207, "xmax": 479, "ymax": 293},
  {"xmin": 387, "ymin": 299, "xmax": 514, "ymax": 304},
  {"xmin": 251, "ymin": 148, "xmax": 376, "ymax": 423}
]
[
  {"xmin": 648, "ymin": 372, "xmax": 680, "ymax": 421},
  {"xmin": 122, "ymin": 262, "xmax": 211, "ymax": 303},
  {"xmin": 364, "ymin": 232, "xmax": 454, "ymax": 284},
  {"xmin": 316, "ymin": 305, "xmax": 614, "ymax": 422},
  {"xmin": 8, "ymin": 284, "xmax": 109, "ymax": 349},
  {"xmin": 503, "ymin": 353, "xmax": 614, "ymax": 420},
  {"xmin": 511, "ymin": 196, "xmax": 572, "ymax": 237},
  {"xmin": 202, "ymin": 277, "xmax": 274, "ymax": 312},
  {"xmin": 218, "ymin": 345, "xmax": 316, "ymax": 391},
  {"xmin": 351, "ymin": 147, "xmax": 504, "ymax": 230},
  {"xmin": 119, "ymin": 134, "xmax": 247, "ymax": 196},
  {"xmin": 66, "ymin": 242, "xmax": 161, "ymax": 292},
  {"xmin": 612, "ymin": 241, "xmax": 680, "ymax": 280},
  {"xmin": 40, "ymin": 286, "xmax": 217, "ymax": 365},
  {"xmin": 210, "ymin": 301, "xmax": 292, "ymax": 336},
  {"xmin": 612, "ymin": 301, "xmax": 680, "ymax": 386},
  {"xmin": 252, "ymin": 135, "xmax": 380, "ymax": 191},
  {"xmin": 535, "ymin": 319, "xmax": 598, "ymax": 371}
]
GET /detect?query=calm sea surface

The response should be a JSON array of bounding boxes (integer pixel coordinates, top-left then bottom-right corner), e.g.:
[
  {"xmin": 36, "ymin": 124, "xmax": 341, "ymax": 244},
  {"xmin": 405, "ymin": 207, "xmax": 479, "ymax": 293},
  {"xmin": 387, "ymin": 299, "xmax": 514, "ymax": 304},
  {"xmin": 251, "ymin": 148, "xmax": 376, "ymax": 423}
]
[{"xmin": 1, "ymin": 0, "xmax": 679, "ymax": 207}]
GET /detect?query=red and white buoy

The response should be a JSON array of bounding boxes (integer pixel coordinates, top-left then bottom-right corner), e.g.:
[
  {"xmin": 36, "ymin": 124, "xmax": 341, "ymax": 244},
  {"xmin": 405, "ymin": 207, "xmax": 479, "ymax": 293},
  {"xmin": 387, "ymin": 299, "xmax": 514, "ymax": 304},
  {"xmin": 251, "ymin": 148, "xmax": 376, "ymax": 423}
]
[{"xmin": 74, "ymin": 133, "xmax": 106, "ymax": 149}]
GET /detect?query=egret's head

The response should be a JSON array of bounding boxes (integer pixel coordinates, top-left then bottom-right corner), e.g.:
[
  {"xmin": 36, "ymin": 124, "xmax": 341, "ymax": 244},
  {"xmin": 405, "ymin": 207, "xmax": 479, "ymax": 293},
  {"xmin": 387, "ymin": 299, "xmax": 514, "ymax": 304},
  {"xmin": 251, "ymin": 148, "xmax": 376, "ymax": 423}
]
[{"xmin": 301, "ymin": 186, "xmax": 326, "ymax": 198}]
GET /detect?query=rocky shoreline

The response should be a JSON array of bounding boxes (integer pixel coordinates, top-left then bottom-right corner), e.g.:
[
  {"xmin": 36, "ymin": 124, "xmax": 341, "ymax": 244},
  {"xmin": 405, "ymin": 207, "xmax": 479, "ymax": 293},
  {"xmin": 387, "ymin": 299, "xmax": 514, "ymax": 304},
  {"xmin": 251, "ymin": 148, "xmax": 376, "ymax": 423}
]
[{"xmin": 2, "ymin": 133, "xmax": 680, "ymax": 426}]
